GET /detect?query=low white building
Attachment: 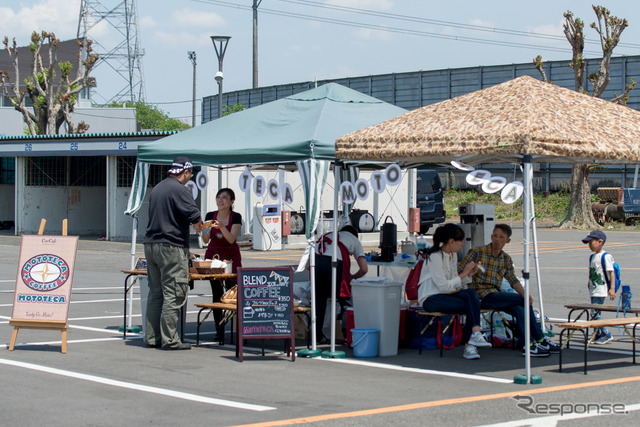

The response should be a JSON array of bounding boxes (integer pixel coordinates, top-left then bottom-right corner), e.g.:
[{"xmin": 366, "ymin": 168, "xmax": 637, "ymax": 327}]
[{"xmin": 0, "ymin": 132, "xmax": 176, "ymax": 238}]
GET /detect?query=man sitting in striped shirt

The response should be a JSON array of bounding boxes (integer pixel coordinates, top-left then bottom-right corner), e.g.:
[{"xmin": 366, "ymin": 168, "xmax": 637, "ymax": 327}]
[{"xmin": 458, "ymin": 223, "xmax": 558, "ymax": 357}]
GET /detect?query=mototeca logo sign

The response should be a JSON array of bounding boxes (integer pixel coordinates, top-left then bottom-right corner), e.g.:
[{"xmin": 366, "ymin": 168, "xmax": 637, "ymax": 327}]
[{"xmin": 21, "ymin": 254, "xmax": 70, "ymax": 292}]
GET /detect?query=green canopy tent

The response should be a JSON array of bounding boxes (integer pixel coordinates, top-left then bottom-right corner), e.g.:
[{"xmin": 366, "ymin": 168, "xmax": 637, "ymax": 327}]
[
  {"xmin": 136, "ymin": 83, "xmax": 405, "ymax": 165},
  {"xmin": 126, "ymin": 83, "xmax": 406, "ymax": 351}
]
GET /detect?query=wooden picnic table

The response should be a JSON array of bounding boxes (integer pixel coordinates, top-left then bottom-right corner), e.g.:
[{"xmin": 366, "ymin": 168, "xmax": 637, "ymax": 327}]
[
  {"xmin": 121, "ymin": 269, "xmax": 237, "ymax": 340},
  {"xmin": 564, "ymin": 303, "xmax": 640, "ymax": 322}
]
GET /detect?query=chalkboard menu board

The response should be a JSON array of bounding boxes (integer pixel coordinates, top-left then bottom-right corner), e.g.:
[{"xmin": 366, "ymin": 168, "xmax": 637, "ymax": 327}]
[{"xmin": 237, "ymin": 266, "xmax": 295, "ymax": 362}]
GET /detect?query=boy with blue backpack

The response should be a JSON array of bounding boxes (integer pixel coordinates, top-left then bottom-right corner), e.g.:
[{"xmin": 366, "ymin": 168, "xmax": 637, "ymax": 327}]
[{"xmin": 582, "ymin": 230, "xmax": 619, "ymax": 344}]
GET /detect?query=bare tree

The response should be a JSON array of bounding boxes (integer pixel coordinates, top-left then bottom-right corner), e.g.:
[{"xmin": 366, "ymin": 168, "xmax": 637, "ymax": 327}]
[
  {"xmin": 535, "ymin": 5, "xmax": 634, "ymax": 228},
  {"xmin": 0, "ymin": 31, "xmax": 98, "ymax": 134}
]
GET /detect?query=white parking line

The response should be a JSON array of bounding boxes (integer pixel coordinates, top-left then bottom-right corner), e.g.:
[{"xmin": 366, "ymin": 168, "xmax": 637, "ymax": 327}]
[
  {"xmin": 0, "ymin": 357, "xmax": 275, "ymax": 411},
  {"xmin": 321, "ymin": 357, "xmax": 513, "ymax": 384},
  {"xmin": 69, "ymin": 324, "xmax": 126, "ymax": 335},
  {"xmin": 6, "ymin": 337, "xmax": 123, "ymax": 347},
  {"xmin": 0, "ymin": 298, "xmax": 125, "ymax": 307}
]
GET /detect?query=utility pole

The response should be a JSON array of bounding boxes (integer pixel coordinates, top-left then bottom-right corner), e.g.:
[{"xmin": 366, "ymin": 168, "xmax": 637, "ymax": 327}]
[
  {"xmin": 188, "ymin": 51, "xmax": 197, "ymax": 127},
  {"xmin": 252, "ymin": 0, "xmax": 262, "ymax": 89}
]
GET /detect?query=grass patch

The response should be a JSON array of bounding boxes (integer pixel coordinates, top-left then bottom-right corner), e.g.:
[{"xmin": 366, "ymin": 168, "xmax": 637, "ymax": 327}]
[
  {"xmin": 444, "ymin": 189, "xmax": 570, "ymax": 223},
  {"xmin": 443, "ymin": 189, "xmax": 640, "ymax": 231}
]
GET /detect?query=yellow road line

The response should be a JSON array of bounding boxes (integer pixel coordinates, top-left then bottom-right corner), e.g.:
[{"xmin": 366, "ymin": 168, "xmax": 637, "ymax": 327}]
[{"xmin": 232, "ymin": 376, "xmax": 640, "ymax": 426}]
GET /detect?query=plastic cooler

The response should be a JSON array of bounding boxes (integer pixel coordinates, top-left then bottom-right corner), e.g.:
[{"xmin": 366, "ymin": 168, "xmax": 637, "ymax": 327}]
[{"xmin": 351, "ymin": 277, "xmax": 402, "ymax": 356}]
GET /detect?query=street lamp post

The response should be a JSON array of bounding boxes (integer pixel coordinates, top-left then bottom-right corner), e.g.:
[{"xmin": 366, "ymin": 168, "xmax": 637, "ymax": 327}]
[
  {"xmin": 211, "ymin": 36, "xmax": 231, "ymax": 119},
  {"xmin": 187, "ymin": 51, "xmax": 196, "ymax": 127},
  {"xmin": 211, "ymin": 35, "xmax": 230, "ymax": 191}
]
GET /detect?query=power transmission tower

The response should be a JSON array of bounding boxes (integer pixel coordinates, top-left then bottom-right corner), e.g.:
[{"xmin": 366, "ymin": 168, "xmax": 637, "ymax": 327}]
[{"xmin": 77, "ymin": 0, "xmax": 146, "ymax": 104}]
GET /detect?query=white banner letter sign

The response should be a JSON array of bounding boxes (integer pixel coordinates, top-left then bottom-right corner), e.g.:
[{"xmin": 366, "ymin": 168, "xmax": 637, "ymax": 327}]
[
  {"xmin": 371, "ymin": 171, "xmax": 386, "ymax": 194},
  {"xmin": 283, "ymin": 183, "xmax": 294, "ymax": 204},
  {"xmin": 501, "ymin": 181, "xmax": 524, "ymax": 204},
  {"xmin": 185, "ymin": 181, "xmax": 198, "ymax": 200},
  {"xmin": 482, "ymin": 176, "xmax": 507, "ymax": 194},
  {"xmin": 254, "ymin": 175, "xmax": 265, "ymax": 197},
  {"xmin": 450, "ymin": 160, "xmax": 475, "ymax": 172},
  {"xmin": 195, "ymin": 171, "xmax": 208, "ymax": 191},
  {"xmin": 385, "ymin": 163, "xmax": 401, "ymax": 186},
  {"xmin": 267, "ymin": 179, "xmax": 279, "ymax": 200},
  {"xmin": 466, "ymin": 169, "xmax": 491, "ymax": 186},
  {"xmin": 340, "ymin": 181, "xmax": 356, "ymax": 205},
  {"xmin": 239, "ymin": 171, "xmax": 252, "ymax": 192},
  {"xmin": 355, "ymin": 178, "xmax": 369, "ymax": 201}
]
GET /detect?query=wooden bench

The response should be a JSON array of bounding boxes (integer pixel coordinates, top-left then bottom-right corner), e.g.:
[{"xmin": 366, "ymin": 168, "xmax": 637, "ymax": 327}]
[
  {"xmin": 408, "ymin": 308, "xmax": 517, "ymax": 357},
  {"xmin": 564, "ymin": 303, "xmax": 640, "ymax": 323},
  {"xmin": 557, "ymin": 317, "xmax": 640, "ymax": 374},
  {"xmin": 195, "ymin": 302, "xmax": 312, "ymax": 349}
]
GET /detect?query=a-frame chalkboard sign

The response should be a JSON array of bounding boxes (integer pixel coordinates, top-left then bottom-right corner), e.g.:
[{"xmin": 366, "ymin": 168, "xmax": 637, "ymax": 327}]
[{"xmin": 236, "ymin": 266, "xmax": 295, "ymax": 362}]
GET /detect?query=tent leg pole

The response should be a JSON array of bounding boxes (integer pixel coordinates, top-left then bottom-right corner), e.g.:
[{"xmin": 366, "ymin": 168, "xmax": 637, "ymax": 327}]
[
  {"xmin": 330, "ymin": 163, "xmax": 340, "ymax": 354},
  {"xmin": 514, "ymin": 155, "xmax": 541, "ymax": 385},
  {"xmin": 322, "ymin": 161, "xmax": 345, "ymax": 359},
  {"xmin": 530, "ymin": 192, "xmax": 546, "ymax": 334},
  {"xmin": 129, "ymin": 216, "xmax": 137, "ymax": 330},
  {"xmin": 517, "ymin": 155, "xmax": 533, "ymax": 384}
]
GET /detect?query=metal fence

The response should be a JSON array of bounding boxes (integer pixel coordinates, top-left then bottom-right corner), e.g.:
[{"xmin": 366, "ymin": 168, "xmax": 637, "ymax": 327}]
[
  {"xmin": 203, "ymin": 55, "xmax": 640, "ymax": 121},
  {"xmin": 202, "ymin": 55, "xmax": 640, "ymax": 191}
]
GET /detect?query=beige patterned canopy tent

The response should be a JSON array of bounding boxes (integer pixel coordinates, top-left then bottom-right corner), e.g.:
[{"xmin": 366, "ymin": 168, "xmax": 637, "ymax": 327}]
[
  {"xmin": 336, "ymin": 75, "xmax": 640, "ymax": 382},
  {"xmin": 336, "ymin": 75, "xmax": 640, "ymax": 166}
]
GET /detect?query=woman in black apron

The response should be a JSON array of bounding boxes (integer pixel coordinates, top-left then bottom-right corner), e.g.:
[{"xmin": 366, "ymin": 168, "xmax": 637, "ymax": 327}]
[{"xmin": 202, "ymin": 188, "xmax": 242, "ymax": 342}]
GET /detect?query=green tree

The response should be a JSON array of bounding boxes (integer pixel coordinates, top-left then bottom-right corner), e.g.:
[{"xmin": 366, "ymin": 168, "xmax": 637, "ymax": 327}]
[
  {"xmin": 105, "ymin": 100, "xmax": 190, "ymax": 131},
  {"xmin": 0, "ymin": 31, "xmax": 98, "ymax": 134},
  {"xmin": 222, "ymin": 103, "xmax": 245, "ymax": 116},
  {"xmin": 534, "ymin": 5, "xmax": 634, "ymax": 228}
]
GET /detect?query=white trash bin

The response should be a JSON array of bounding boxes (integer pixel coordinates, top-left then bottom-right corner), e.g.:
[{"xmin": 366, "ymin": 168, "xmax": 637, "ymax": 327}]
[{"xmin": 351, "ymin": 277, "xmax": 402, "ymax": 356}]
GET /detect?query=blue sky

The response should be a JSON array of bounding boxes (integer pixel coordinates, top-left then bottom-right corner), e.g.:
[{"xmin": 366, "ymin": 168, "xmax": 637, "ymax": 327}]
[{"xmin": 2, "ymin": 1, "xmax": 640, "ymax": 125}]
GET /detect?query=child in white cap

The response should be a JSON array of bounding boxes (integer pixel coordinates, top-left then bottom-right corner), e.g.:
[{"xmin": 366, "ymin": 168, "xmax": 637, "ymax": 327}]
[{"xmin": 582, "ymin": 230, "xmax": 615, "ymax": 344}]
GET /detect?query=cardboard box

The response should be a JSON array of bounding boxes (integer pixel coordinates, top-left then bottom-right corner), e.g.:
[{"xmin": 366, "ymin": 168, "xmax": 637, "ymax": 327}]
[{"xmin": 294, "ymin": 313, "xmax": 309, "ymax": 341}]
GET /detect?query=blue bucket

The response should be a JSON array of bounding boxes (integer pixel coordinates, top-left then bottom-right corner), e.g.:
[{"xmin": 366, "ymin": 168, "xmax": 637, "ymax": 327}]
[{"xmin": 350, "ymin": 328, "xmax": 379, "ymax": 358}]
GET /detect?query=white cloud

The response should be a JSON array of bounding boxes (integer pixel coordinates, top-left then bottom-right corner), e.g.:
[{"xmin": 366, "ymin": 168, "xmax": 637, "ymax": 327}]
[
  {"xmin": 172, "ymin": 8, "xmax": 225, "ymax": 29},
  {"xmin": 85, "ymin": 20, "xmax": 111, "ymax": 41},
  {"xmin": 468, "ymin": 19, "xmax": 493, "ymax": 28},
  {"xmin": 139, "ymin": 15, "xmax": 158, "ymax": 29},
  {"xmin": 308, "ymin": 64, "xmax": 358, "ymax": 81},
  {"xmin": 0, "ymin": 0, "xmax": 80, "ymax": 42},
  {"xmin": 529, "ymin": 23, "xmax": 564, "ymax": 38},
  {"xmin": 354, "ymin": 27, "xmax": 392, "ymax": 41},
  {"xmin": 152, "ymin": 31, "xmax": 214, "ymax": 49},
  {"xmin": 324, "ymin": 0, "xmax": 393, "ymax": 11}
]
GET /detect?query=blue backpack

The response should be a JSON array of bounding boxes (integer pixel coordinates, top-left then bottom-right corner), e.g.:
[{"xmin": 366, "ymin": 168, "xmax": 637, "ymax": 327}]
[{"xmin": 589, "ymin": 252, "xmax": 621, "ymax": 293}]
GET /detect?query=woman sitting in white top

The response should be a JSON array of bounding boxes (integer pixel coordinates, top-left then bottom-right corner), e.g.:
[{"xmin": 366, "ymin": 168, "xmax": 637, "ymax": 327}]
[{"xmin": 417, "ymin": 223, "xmax": 491, "ymax": 360}]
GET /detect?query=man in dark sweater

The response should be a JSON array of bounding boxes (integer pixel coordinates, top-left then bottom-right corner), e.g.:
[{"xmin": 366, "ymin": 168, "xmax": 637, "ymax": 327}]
[{"xmin": 144, "ymin": 156, "xmax": 202, "ymax": 350}]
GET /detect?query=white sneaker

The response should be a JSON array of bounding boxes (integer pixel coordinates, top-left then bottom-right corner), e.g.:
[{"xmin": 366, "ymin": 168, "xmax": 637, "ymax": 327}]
[
  {"xmin": 463, "ymin": 345, "xmax": 480, "ymax": 360},
  {"xmin": 468, "ymin": 332, "xmax": 492, "ymax": 348}
]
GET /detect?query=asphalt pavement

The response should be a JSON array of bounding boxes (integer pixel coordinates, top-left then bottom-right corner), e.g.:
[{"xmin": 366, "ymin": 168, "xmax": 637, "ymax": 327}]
[{"xmin": 1, "ymin": 225, "xmax": 640, "ymax": 426}]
